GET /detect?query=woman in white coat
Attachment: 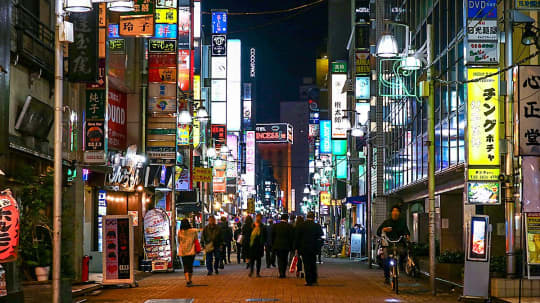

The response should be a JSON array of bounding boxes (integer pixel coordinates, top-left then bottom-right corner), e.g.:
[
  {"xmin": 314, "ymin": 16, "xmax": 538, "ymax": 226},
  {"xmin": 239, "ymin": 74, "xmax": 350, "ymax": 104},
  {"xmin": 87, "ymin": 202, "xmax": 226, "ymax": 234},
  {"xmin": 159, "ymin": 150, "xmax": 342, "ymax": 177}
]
[{"xmin": 178, "ymin": 218, "xmax": 199, "ymax": 286}]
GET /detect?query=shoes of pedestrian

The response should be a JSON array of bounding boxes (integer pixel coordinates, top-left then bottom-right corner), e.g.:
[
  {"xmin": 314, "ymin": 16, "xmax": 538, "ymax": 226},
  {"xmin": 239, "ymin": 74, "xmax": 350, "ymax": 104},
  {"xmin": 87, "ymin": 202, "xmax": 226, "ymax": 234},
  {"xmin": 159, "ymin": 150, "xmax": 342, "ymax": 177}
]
[
  {"xmin": 272, "ymin": 264, "xmax": 276, "ymax": 267},
  {"xmin": 301, "ymin": 273, "xmax": 305, "ymax": 279},
  {"xmin": 256, "ymin": 273, "xmax": 262, "ymax": 278},
  {"xmin": 384, "ymin": 278, "xmax": 390, "ymax": 285},
  {"xmin": 215, "ymin": 269, "xmax": 219, "ymax": 274},
  {"xmin": 186, "ymin": 281, "xmax": 193, "ymax": 287},
  {"xmin": 248, "ymin": 271, "xmax": 253, "ymax": 277},
  {"xmin": 246, "ymin": 264, "xmax": 250, "ymax": 269},
  {"xmin": 219, "ymin": 265, "xmax": 224, "ymax": 269},
  {"xmin": 278, "ymin": 275, "xmax": 286, "ymax": 279},
  {"xmin": 304, "ymin": 283, "xmax": 313, "ymax": 286},
  {"xmin": 207, "ymin": 272, "xmax": 213, "ymax": 276},
  {"xmin": 266, "ymin": 265, "xmax": 271, "ymax": 269}
]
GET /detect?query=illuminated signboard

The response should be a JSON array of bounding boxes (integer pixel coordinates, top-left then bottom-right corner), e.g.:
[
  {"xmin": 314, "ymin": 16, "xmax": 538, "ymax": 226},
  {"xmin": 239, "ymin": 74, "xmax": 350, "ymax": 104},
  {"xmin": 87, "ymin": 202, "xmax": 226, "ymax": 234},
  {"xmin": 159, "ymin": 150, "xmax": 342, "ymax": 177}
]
[
  {"xmin": 211, "ymin": 102, "xmax": 226, "ymax": 124},
  {"xmin": 212, "ymin": 11, "xmax": 227, "ymax": 34},
  {"xmin": 246, "ymin": 131, "xmax": 256, "ymax": 186},
  {"xmin": 255, "ymin": 123, "xmax": 293, "ymax": 144},
  {"xmin": 467, "ymin": 181, "xmax": 500, "ymax": 205},
  {"xmin": 211, "ymin": 56, "xmax": 227, "ymax": 79},
  {"xmin": 336, "ymin": 156, "xmax": 347, "ymax": 179},
  {"xmin": 211, "ymin": 124, "xmax": 226, "ymax": 149},
  {"xmin": 211, "ymin": 79, "xmax": 226, "ymax": 101},
  {"xmin": 356, "ymin": 76, "xmax": 370, "ymax": 100},
  {"xmin": 249, "ymin": 48, "xmax": 256, "ymax": 78},
  {"xmin": 332, "ymin": 140, "xmax": 347, "ymax": 156},
  {"xmin": 331, "ymin": 73, "xmax": 347, "ymax": 138},
  {"xmin": 193, "ymin": 2, "xmax": 201, "ymax": 38},
  {"xmin": 227, "ymin": 39, "xmax": 241, "ymax": 132},
  {"xmin": 467, "ymin": 68, "xmax": 499, "ymax": 166},
  {"xmin": 320, "ymin": 120, "xmax": 332, "ymax": 154},
  {"xmin": 119, "ymin": 15, "xmax": 154, "ymax": 37},
  {"xmin": 178, "ymin": 49, "xmax": 190, "ymax": 91},
  {"xmin": 226, "ymin": 134, "xmax": 238, "ymax": 177},
  {"xmin": 154, "ymin": 24, "xmax": 177, "ymax": 39},
  {"xmin": 155, "ymin": 8, "xmax": 177, "ymax": 24},
  {"xmin": 108, "ymin": 24, "xmax": 120, "ymax": 38},
  {"xmin": 356, "ymin": 102, "xmax": 370, "ymax": 125}
]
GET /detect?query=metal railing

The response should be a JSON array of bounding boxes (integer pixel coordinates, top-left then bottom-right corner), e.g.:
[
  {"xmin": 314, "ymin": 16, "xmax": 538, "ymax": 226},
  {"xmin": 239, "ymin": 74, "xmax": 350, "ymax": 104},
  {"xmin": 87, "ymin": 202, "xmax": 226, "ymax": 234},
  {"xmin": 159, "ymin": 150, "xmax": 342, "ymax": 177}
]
[{"xmin": 12, "ymin": 4, "xmax": 55, "ymax": 76}]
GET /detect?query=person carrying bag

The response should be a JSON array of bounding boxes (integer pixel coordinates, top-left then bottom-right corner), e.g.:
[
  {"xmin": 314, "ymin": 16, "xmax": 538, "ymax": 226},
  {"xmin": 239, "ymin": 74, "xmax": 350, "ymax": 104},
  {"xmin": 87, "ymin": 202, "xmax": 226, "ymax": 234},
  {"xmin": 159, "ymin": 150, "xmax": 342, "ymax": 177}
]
[{"xmin": 178, "ymin": 219, "xmax": 198, "ymax": 287}]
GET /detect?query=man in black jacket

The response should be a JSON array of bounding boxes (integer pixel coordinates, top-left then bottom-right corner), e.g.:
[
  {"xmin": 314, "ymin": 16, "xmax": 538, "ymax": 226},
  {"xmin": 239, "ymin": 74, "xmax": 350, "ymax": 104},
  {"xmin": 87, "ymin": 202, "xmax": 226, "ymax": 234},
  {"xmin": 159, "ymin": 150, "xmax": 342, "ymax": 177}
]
[
  {"xmin": 202, "ymin": 216, "xmax": 223, "ymax": 275},
  {"xmin": 219, "ymin": 217, "xmax": 233, "ymax": 267},
  {"xmin": 271, "ymin": 213, "xmax": 294, "ymax": 278},
  {"xmin": 295, "ymin": 211, "xmax": 323, "ymax": 286},
  {"xmin": 265, "ymin": 219, "xmax": 276, "ymax": 268}
]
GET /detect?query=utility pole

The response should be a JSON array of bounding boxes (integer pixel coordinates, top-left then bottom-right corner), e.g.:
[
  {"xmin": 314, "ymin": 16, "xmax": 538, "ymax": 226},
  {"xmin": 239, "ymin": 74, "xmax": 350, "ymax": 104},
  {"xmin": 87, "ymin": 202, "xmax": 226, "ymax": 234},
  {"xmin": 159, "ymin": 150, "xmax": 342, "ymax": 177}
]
[
  {"xmin": 426, "ymin": 23, "xmax": 436, "ymax": 296},
  {"xmin": 366, "ymin": 127, "xmax": 372, "ymax": 268},
  {"xmin": 52, "ymin": 0, "xmax": 64, "ymax": 301},
  {"xmin": 504, "ymin": 0, "xmax": 516, "ymax": 278}
]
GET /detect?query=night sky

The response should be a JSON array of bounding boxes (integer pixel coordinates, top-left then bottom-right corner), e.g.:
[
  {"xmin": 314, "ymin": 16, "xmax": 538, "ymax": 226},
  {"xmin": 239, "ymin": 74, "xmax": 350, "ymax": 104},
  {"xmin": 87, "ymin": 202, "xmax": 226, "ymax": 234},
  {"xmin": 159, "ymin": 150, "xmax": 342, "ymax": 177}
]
[{"xmin": 202, "ymin": 0, "xmax": 328, "ymax": 123}]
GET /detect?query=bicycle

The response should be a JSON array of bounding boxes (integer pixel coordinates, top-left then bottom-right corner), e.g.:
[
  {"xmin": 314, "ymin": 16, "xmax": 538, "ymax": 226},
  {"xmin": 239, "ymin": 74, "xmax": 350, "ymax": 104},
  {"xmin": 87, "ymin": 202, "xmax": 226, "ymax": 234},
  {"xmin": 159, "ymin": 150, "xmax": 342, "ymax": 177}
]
[
  {"xmin": 404, "ymin": 242, "xmax": 417, "ymax": 278},
  {"xmin": 382, "ymin": 234, "xmax": 404, "ymax": 294}
]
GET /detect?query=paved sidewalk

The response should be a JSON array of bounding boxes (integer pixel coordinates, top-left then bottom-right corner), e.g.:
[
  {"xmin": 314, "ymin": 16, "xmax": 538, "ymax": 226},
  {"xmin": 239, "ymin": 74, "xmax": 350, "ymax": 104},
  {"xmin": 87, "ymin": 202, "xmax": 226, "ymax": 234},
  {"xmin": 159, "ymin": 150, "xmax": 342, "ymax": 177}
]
[{"xmin": 82, "ymin": 259, "xmax": 460, "ymax": 303}]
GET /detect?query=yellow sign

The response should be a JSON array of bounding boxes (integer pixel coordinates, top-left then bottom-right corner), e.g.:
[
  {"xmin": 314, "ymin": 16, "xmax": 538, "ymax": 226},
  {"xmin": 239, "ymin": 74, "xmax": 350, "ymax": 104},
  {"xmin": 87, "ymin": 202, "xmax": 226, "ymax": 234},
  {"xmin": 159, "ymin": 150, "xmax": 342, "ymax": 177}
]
[
  {"xmin": 155, "ymin": 9, "xmax": 177, "ymax": 24},
  {"xmin": 320, "ymin": 191, "xmax": 331, "ymax": 206},
  {"xmin": 192, "ymin": 167, "xmax": 212, "ymax": 183},
  {"xmin": 193, "ymin": 99, "xmax": 200, "ymax": 148},
  {"xmin": 193, "ymin": 75, "xmax": 201, "ymax": 101},
  {"xmin": 467, "ymin": 68, "xmax": 500, "ymax": 166},
  {"xmin": 526, "ymin": 213, "xmax": 540, "ymax": 265},
  {"xmin": 468, "ymin": 168, "xmax": 500, "ymax": 181}
]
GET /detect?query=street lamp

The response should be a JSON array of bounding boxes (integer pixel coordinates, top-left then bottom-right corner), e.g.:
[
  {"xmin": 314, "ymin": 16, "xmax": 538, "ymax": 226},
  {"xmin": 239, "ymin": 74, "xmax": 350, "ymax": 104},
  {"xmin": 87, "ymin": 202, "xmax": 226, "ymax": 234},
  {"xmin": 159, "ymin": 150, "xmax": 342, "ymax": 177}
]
[
  {"xmin": 206, "ymin": 146, "xmax": 216, "ymax": 158},
  {"xmin": 178, "ymin": 109, "xmax": 192, "ymax": 124},
  {"xmin": 107, "ymin": 1, "xmax": 135, "ymax": 12},
  {"xmin": 351, "ymin": 126, "xmax": 365, "ymax": 137},
  {"xmin": 65, "ymin": 0, "xmax": 92, "ymax": 12},
  {"xmin": 376, "ymin": 33, "xmax": 398, "ymax": 57},
  {"xmin": 196, "ymin": 106, "xmax": 209, "ymax": 121},
  {"xmin": 303, "ymin": 185, "xmax": 310, "ymax": 194}
]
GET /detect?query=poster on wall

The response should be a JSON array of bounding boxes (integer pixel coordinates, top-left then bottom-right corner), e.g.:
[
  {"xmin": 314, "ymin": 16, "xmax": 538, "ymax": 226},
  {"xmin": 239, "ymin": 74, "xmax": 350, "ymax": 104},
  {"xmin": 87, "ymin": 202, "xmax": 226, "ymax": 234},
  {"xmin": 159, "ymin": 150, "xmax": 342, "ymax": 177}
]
[
  {"xmin": 467, "ymin": 215, "xmax": 490, "ymax": 262},
  {"xmin": 102, "ymin": 215, "xmax": 134, "ymax": 285},
  {"xmin": 523, "ymin": 157, "xmax": 540, "ymax": 213},
  {"xmin": 84, "ymin": 120, "xmax": 105, "ymax": 163},
  {"xmin": 526, "ymin": 213, "xmax": 540, "ymax": 265},
  {"xmin": 143, "ymin": 209, "xmax": 172, "ymax": 271}
]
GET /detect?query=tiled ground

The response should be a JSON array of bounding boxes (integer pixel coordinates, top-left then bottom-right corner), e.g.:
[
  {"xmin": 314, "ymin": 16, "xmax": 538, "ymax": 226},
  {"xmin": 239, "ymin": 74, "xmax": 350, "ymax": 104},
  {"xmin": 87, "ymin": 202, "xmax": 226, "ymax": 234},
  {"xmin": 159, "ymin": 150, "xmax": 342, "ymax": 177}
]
[{"xmin": 82, "ymin": 258, "xmax": 460, "ymax": 303}]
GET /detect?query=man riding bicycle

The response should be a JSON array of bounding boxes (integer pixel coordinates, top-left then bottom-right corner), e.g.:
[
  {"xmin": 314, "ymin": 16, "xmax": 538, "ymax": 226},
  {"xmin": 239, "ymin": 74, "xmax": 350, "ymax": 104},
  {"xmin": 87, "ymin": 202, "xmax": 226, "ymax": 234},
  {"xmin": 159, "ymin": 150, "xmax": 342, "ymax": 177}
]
[{"xmin": 376, "ymin": 205, "xmax": 410, "ymax": 284}]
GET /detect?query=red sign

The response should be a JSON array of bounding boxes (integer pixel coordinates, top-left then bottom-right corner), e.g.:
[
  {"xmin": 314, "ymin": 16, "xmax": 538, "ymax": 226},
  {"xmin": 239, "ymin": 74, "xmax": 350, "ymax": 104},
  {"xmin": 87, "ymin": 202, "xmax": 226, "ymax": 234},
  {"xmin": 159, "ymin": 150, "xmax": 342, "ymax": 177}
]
[
  {"xmin": 108, "ymin": 88, "xmax": 127, "ymax": 150},
  {"xmin": 148, "ymin": 54, "xmax": 176, "ymax": 68},
  {"xmin": 0, "ymin": 190, "xmax": 20, "ymax": 263},
  {"xmin": 211, "ymin": 124, "xmax": 226, "ymax": 149},
  {"xmin": 178, "ymin": 50, "xmax": 190, "ymax": 91}
]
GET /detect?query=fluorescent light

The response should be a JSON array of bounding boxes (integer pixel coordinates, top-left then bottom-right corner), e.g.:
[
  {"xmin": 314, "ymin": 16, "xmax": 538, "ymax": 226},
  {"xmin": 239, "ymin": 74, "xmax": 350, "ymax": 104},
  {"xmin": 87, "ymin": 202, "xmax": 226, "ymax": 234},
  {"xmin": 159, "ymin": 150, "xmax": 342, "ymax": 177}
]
[
  {"xmin": 178, "ymin": 109, "xmax": 192, "ymax": 124},
  {"xmin": 65, "ymin": 0, "xmax": 93, "ymax": 12},
  {"xmin": 376, "ymin": 34, "xmax": 398, "ymax": 57},
  {"xmin": 108, "ymin": 1, "xmax": 134, "ymax": 12}
]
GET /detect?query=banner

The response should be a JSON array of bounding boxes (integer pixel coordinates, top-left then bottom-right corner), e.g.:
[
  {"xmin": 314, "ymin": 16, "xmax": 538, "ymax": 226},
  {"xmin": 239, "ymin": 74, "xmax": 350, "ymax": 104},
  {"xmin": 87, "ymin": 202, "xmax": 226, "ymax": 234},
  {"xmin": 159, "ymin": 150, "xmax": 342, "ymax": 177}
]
[
  {"xmin": 517, "ymin": 66, "xmax": 540, "ymax": 155},
  {"xmin": 69, "ymin": 7, "xmax": 98, "ymax": 82},
  {"xmin": 108, "ymin": 88, "xmax": 127, "ymax": 150},
  {"xmin": 467, "ymin": 68, "xmax": 499, "ymax": 166}
]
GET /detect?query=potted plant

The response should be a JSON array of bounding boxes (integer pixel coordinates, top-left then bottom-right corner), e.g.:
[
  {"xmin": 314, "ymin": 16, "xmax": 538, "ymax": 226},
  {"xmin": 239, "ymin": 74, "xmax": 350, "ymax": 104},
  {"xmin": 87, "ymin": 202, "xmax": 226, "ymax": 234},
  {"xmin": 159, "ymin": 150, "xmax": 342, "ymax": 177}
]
[{"xmin": 16, "ymin": 166, "xmax": 54, "ymax": 281}]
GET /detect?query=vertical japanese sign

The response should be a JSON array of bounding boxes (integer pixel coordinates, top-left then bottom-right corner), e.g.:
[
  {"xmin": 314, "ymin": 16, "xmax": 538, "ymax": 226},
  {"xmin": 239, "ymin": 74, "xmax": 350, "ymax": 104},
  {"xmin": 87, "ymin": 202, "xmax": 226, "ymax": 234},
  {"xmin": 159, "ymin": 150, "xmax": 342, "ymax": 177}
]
[
  {"xmin": 467, "ymin": 68, "xmax": 499, "ymax": 166},
  {"xmin": 517, "ymin": 66, "xmax": 540, "ymax": 155},
  {"xmin": 86, "ymin": 89, "xmax": 105, "ymax": 120},
  {"xmin": 466, "ymin": 0, "xmax": 499, "ymax": 65},
  {"xmin": 331, "ymin": 71, "xmax": 347, "ymax": 139},
  {"xmin": 320, "ymin": 120, "xmax": 332, "ymax": 154},
  {"xmin": 69, "ymin": 7, "xmax": 98, "ymax": 82},
  {"xmin": 212, "ymin": 11, "xmax": 228, "ymax": 34},
  {"xmin": 119, "ymin": 15, "xmax": 154, "ymax": 37},
  {"xmin": 246, "ymin": 131, "xmax": 256, "ymax": 186},
  {"xmin": 102, "ymin": 216, "xmax": 134, "ymax": 285},
  {"xmin": 107, "ymin": 88, "xmax": 127, "ymax": 150}
]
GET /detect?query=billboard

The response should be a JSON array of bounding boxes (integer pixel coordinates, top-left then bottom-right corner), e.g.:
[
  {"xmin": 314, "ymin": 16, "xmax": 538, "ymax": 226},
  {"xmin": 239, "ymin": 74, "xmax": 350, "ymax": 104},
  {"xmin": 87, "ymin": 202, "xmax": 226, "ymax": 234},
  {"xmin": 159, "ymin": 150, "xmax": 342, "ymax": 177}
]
[
  {"xmin": 245, "ymin": 131, "xmax": 256, "ymax": 186},
  {"xmin": 320, "ymin": 120, "xmax": 332, "ymax": 154},
  {"xmin": 356, "ymin": 102, "xmax": 370, "ymax": 125},
  {"xmin": 211, "ymin": 102, "xmax": 227, "ymax": 124},
  {"xmin": 331, "ymin": 74, "xmax": 347, "ymax": 138},
  {"xmin": 467, "ymin": 68, "xmax": 499, "ymax": 166},
  {"xmin": 211, "ymin": 79, "xmax": 226, "ymax": 101},
  {"xmin": 466, "ymin": 181, "xmax": 500, "ymax": 205},
  {"xmin": 227, "ymin": 39, "xmax": 241, "ymax": 132},
  {"xmin": 332, "ymin": 140, "xmax": 347, "ymax": 156},
  {"xmin": 193, "ymin": 2, "xmax": 201, "ymax": 38},
  {"xmin": 226, "ymin": 134, "xmax": 238, "ymax": 177},
  {"xmin": 107, "ymin": 88, "xmax": 127, "ymax": 150},
  {"xmin": 355, "ymin": 76, "xmax": 370, "ymax": 100},
  {"xmin": 255, "ymin": 123, "xmax": 293, "ymax": 144}
]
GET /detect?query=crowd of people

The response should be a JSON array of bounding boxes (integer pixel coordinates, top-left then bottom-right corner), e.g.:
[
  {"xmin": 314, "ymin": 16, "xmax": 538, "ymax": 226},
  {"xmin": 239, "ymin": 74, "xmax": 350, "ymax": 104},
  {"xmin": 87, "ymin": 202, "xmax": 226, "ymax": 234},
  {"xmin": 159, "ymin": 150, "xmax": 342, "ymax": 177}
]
[{"xmin": 177, "ymin": 211, "xmax": 323, "ymax": 287}]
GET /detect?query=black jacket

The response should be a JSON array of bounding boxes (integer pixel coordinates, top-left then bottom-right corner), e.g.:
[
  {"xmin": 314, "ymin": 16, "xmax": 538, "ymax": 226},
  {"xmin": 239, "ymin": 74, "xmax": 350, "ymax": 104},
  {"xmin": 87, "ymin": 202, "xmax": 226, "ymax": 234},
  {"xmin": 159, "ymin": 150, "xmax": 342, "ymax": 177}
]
[
  {"xmin": 241, "ymin": 224, "xmax": 253, "ymax": 257},
  {"xmin": 376, "ymin": 218, "xmax": 410, "ymax": 241},
  {"xmin": 294, "ymin": 220, "xmax": 323, "ymax": 255},
  {"xmin": 248, "ymin": 226, "xmax": 266, "ymax": 259},
  {"xmin": 202, "ymin": 224, "xmax": 223, "ymax": 247},
  {"xmin": 219, "ymin": 222, "xmax": 233, "ymax": 243},
  {"xmin": 271, "ymin": 221, "xmax": 294, "ymax": 251}
]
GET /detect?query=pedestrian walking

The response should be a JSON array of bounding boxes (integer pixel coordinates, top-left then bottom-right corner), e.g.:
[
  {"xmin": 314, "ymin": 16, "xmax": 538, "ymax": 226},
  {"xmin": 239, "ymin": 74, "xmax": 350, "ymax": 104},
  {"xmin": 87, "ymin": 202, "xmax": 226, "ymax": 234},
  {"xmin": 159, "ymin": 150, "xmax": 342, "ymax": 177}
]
[
  {"xmin": 219, "ymin": 216, "xmax": 233, "ymax": 267},
  {"xmin": 295, "ymin": 211, "xmax": 323, "ymax": 286},
  {"xmin": 241, "ymin": 215, "xmax": 254, "ymax": 268},
  {"xmin": 265, "ymin": 219, "xmax": 276, "ymax": 268},
  {"xmin": 234, "ymin": 222, "xmax": 244, "ymax": 264},
  {"xmin": 294, "ymin": 216, "xmax": 305, "ymax": 278},
  {"xmin": 202, "ymin": 216, "xmax": 223, "ymax": 275},
  {"xmin": 247, "ymin": 214, "xmax": 266, "ymax": 277},
  {"xmin": 177, "ymin": 219, "xmax": 199, "ymax": 286},
  {"xmin": 272, "ymin": 213, "xmax": 294, "ymax": 278}
]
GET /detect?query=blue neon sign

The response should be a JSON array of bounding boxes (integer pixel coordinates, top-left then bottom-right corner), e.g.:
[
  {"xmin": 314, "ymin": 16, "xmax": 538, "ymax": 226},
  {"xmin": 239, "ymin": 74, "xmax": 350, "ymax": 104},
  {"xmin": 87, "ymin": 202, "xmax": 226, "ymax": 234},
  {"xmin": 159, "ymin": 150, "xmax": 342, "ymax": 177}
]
[
  {"xmin": 212, "ymin": 11, "xmax": 227, "ymax": 34},
  {"xmin": 154, "ymin": 24, "xmax": 177, "ymax": 39},
  {"xmin": 320, "ymin": 120, "xmax": 332, "ymax": 154}
]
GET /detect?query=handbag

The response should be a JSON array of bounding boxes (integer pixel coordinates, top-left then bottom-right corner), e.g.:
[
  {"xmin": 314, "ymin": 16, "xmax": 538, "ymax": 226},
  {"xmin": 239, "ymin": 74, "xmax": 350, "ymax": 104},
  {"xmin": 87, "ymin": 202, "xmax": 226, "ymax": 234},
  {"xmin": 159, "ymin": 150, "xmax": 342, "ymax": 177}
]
[
  {"xmin": 236, "ymin": 234, "xmax": 243, "ymax": 244},
  {"xmin": 194, "ymin": 238, "xmax": 202, "ymax": 254},
  {"xmin": 289, "ymin": 255, "xmax": 298, "ymax": 273},
  {"xmin": 205, "ymin": 241, "xmax": 214, "ymax": 253}
]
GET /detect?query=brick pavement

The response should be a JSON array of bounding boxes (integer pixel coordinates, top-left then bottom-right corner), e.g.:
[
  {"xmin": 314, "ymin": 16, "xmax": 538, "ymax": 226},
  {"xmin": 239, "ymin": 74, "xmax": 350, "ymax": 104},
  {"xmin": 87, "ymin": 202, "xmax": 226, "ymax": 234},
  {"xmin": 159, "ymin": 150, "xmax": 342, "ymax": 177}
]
[{"xmin": 82, "ymin": 259, "xmax": 460, "ymax": 303}]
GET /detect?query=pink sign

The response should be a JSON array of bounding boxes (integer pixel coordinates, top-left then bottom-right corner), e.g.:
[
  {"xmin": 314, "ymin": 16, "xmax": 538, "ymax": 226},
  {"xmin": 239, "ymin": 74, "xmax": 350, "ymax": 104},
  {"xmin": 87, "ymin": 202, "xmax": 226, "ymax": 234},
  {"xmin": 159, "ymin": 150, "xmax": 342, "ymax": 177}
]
[{"xmin": 108, "ymin": 88, "xmax": 127, "ymax": 150}]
